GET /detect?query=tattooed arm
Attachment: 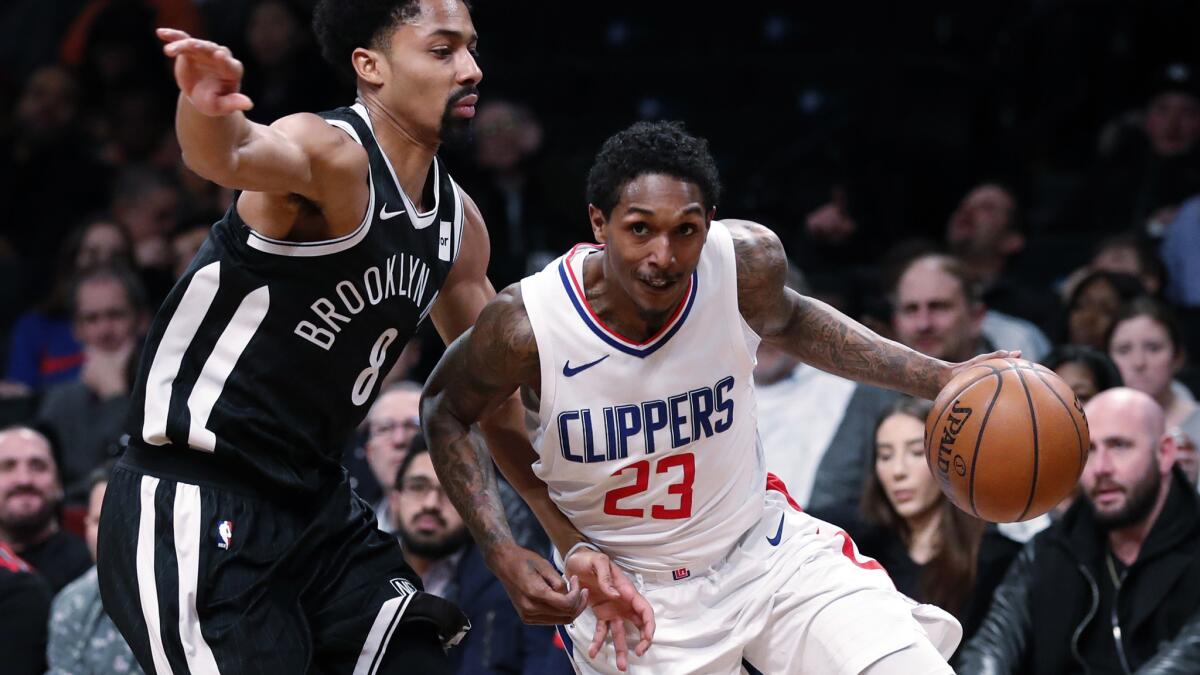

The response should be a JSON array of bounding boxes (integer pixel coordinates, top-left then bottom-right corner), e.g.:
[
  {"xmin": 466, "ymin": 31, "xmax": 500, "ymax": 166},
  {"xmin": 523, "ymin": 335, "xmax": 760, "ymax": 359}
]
[{"xmin": 726, "ymin": 219, "xmax": 1008, "ymax": 399}]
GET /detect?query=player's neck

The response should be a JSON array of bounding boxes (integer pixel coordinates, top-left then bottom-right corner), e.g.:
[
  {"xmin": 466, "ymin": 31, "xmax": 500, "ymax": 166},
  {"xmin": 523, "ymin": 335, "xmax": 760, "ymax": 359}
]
[
  {"xmin": 1107, "ymin": 483, "xmax": 1170, "ymax": 566},
  {"xmin": 582, "ymin": 252, "xmax": 676, "ymax": 342},
  {"xmin": 359, "ymin": 97, "xmax": 439, "ymax": 212}
]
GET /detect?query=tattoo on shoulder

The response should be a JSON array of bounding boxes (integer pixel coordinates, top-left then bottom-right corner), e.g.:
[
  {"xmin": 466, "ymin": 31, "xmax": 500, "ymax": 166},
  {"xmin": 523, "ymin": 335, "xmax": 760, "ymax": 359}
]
[
  {"xmin": 472, "ymin": 284, "xmax": 541, "ymax": 387},
  {"xmin": 726, "ymin": 219, "xmax": 789, "ymax": 333}
]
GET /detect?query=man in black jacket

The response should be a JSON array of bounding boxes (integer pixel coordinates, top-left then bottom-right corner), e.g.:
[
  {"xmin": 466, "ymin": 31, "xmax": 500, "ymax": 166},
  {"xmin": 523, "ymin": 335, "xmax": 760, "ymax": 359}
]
[{"xmin": 958, "ymin": 387, "xmax": 1200, "ymax": 674}]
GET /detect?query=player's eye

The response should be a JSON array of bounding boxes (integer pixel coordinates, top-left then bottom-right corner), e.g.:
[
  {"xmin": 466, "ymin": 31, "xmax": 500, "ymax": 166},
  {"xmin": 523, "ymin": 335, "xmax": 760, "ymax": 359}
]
[
  {"xmin": 630, "ymin": 222, "xmax": 649, "ymax": 235},
  {"xmin": 431, "ymin": 46, "xmax": 452, "ymax": 58}
]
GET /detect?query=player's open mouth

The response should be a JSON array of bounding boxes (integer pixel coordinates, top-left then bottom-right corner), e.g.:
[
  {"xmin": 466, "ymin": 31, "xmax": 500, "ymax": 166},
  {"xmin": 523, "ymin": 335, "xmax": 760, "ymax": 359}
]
[{"xmin": 639, "ymin": 277, "xmax": 678, "ymax": 293}]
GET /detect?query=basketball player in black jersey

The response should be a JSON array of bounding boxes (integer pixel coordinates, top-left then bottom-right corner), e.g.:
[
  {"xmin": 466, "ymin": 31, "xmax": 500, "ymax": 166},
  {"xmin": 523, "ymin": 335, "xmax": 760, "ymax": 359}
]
[{"xmin": 96, "ymin": 1, "xmax": 590, "ymax": 672}]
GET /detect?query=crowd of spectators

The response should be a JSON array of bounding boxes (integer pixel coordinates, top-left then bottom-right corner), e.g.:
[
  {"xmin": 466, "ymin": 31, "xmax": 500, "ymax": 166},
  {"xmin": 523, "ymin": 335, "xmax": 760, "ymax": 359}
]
[{"xmin": 1, "ymin": 1, "xmax": 1200, "ymax": 673}]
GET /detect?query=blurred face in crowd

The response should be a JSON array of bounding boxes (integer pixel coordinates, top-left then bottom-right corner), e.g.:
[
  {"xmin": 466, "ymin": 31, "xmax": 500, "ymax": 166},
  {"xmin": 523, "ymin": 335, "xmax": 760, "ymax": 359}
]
[
  {"xmin": 390, "ymin": 451, "xmax": 468, "ymax": 559},
  {"xmin": 247, "ymin": 0, "xmax": 304, "ymax": 67},
  {"xmin": 874, "ymin": 413, "xmax": 943, "ymax": 522},
  {"xmin": 0, "ymin": 428, "xmax": 62, "ymax": 544},
  {"xmin": 1054, "ymin": 361, "xmax": 1102, "ymax": 404},
  {"xmin": 892, "ymin": 258, "xmax": 983, "ymax": 362},
  {"xmin": 77, "ymin": 220, "xmax": 131, "ymax": 271},
  {"xmin": 474, "ymin": 100, "xmax": 542, "ymax": 171},
  {"xmin": 117, "ymin": 181, "xmax": 180, "ymax": 243},
  {"xmin": 754, "ymin": 342, "xmax": 800, "ymax": 386},
  {"xmin": 1145, "ymin": 91, "xmax": 1200, "ymax": 157},
  {"xmin": 946, "ymin": 184, "xmax": 1020, "ymax": 261},
  {"xmin": 1092, "ymin": 244, "xmax": 1161, "ymax": 296},
  {"xmin": 85, "ymin": 479, "xmax": 107, "ymax": 561},
  {"xmin": 1082, "ymin": 389, "xmax": 1175, "ymax": 530},
  {"xmin": 171, "ymin": 225, "xmax": 210, "ymax": 280},
  {"xmin": 1069, "ymin": 277, "xmax": 1124, "ymax": 350},
  {"xmin": 74, "ymin": 276, "xmax": 139, "ymax": 353},
  {"xmin": 356, "ymin": 0, "xmax": 482, "ymax": 146},
  {"xmin": 1108, "ymin": 316, "xmax": 1182, "ymax": 401},
  {"xmin": 15, "ymin": 65, "xmax": 79, "ymax": 143},
  {"xmin": 1173, "ymin": 430, "xmax": 1199, "ymax": 486},
  {"xmin": 365, "ymin": 388, "xmax": 422, "ymax": 492}
]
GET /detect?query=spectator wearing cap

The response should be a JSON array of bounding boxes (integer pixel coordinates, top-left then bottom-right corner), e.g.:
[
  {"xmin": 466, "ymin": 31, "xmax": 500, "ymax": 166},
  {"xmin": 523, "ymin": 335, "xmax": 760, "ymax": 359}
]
[{"xmin": 1056, "ymin": 61, "xmax": 1200, "ymax": 236}]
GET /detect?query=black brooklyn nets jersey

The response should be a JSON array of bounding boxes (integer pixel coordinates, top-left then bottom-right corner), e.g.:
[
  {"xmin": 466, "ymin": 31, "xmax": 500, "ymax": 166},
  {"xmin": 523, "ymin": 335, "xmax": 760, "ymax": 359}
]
[{"xmin": 125, "ymin": 103, "xmax": 464, "ymax": 494}]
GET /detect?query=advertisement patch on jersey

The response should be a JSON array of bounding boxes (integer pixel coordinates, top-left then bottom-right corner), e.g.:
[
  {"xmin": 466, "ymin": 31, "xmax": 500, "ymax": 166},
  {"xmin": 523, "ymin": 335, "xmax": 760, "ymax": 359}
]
[{"xmin": 439, "ymin": 221, "xmax": 452, "ymax": 261}]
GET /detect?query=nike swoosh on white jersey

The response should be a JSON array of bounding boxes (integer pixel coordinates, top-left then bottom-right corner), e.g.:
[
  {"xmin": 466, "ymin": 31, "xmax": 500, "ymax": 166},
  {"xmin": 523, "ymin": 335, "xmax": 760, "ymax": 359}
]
[{"xmin": 379, "ymin": 204, "xmax": 405, "ymax": 220}]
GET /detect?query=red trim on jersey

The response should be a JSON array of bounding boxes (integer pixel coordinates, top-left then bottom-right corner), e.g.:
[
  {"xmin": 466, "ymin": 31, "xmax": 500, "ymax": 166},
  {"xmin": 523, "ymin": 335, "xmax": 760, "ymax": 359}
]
[
  {"xmin": 764, "ymin": 472, "xmax": 803, "ymax": 511},
  {"xmin": 834, "ymin": 531, "xmax": 885, "ymax": 571},
  {"xmin": 563, "ymin": 243, "xmax": 694, "ymax": 347}
]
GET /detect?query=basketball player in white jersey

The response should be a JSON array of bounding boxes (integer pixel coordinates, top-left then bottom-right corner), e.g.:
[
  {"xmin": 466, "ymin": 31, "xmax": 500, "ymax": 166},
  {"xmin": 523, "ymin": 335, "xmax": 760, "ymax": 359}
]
[{"xmin": 422, "ymin": 121, "xmax": 1016, "ymax": 673}]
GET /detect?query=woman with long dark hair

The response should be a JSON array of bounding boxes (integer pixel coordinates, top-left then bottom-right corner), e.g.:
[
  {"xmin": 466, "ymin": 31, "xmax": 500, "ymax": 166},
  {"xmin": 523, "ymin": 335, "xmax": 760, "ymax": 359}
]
[{"xmin": 849, "ymin": 397, "xmax": 1023, "ymax": 645}]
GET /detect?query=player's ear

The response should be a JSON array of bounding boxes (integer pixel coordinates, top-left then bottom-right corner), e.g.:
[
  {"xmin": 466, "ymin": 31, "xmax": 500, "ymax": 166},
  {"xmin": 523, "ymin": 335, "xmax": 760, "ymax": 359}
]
[
  {"xmin": 352, "ymin": 47, "xmax": 386, "ymax": 87},
  {"xmin": 588, "ymin": 204, "xmax": 608, "ymax": 244},
  {"xmin": 706, "ymin": 206, "xmax": 716, "ymax": 228}
]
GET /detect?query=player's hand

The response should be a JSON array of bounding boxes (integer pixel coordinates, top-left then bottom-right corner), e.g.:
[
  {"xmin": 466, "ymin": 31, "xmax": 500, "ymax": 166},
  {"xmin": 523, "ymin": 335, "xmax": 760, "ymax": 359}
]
[
  {"xmin": 488, "ymin": 542, "xmax": 588, "ymax": 625},
  {"xmin": 566, "ymin": 549, "xmax": 655, "ymax": 671},
  {"xmin": 947, "ymin": 350, "xmax": 1023, "ymax": 383},
  {"xmin": 156, "ymin": 28, "xmax": 253, "ymax": 116}
]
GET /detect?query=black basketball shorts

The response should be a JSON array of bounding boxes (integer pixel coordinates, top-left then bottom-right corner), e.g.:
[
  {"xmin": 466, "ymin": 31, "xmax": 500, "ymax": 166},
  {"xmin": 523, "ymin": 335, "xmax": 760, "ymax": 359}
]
[{"xmin": 97, "ymin": 460, "xmax": 469, "ymax": 674}]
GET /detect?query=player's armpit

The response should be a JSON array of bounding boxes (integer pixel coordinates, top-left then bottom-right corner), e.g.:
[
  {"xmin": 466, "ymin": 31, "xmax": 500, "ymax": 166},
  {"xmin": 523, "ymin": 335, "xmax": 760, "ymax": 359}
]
[{"xmin": 725, "ymin": 218, "xmax": 951, "ymax": 400}]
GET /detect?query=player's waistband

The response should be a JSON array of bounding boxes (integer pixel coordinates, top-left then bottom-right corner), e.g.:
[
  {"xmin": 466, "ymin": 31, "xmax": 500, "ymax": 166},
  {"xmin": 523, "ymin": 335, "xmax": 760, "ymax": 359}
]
[{"xmin": 119, "ymin": 441, "xmax": 324, "ymax": 504}]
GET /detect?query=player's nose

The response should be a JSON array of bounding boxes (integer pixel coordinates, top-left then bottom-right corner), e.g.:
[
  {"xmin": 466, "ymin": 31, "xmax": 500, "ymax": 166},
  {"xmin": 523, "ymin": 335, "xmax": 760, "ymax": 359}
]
[{"xmin": 458, "ymin": 51, "xmax": 482, "ymax": 86}]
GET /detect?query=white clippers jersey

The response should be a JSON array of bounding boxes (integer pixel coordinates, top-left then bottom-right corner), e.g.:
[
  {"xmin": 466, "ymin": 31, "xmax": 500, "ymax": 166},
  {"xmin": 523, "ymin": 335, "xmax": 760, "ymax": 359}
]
[{"xmin": 520, "ymin": 220, "xmax": 765, "ymax": 574}]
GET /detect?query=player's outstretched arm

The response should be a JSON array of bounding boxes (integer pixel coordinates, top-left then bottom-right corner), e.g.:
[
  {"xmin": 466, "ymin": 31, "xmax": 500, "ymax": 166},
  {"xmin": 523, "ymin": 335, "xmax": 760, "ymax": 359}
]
[
  {"xmin": 726, "ymin": 219, "xmax": 1013, "ymax": 399},
  {"xmin": 157, "ymin": 28, "xmax": 352, "ymax": 201}
]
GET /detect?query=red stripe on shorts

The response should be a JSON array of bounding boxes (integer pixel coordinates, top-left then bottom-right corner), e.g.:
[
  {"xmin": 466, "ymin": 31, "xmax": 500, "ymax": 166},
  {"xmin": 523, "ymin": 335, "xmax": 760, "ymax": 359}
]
[{"xmin": 765, "ymin": 472, "xmax": 802, "ymax": 511}]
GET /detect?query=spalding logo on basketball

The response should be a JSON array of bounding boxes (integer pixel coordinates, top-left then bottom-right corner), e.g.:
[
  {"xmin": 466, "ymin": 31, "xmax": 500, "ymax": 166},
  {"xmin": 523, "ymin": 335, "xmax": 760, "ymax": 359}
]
[{"xmin": 925, "ymin": 358, "xmax": 1089, "ymax": 523}]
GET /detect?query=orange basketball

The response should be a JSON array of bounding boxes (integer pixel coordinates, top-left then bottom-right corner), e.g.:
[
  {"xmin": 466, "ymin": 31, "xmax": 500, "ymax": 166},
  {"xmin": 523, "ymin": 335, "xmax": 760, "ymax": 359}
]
[{"xmin": 925, "ymin": 358, "xmax": 1089, "ymax": 523}]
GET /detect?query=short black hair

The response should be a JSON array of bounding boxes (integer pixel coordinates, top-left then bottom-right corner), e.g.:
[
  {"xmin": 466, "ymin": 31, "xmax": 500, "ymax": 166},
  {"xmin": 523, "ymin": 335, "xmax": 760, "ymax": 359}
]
[
  {"xmin": 392, "ymin": 432, "xmax": 429, "ymax": 490},
  {"xmin": 1041, "ymin": 345, "xmax": 1124, "ymax": 392},
  {"xmin": 586, "ymin": 121, "xmax": 722, "ymax": 217},
  {"xmin": 312, "ymin": 0, "xmax": 470, "ymax": 81}
]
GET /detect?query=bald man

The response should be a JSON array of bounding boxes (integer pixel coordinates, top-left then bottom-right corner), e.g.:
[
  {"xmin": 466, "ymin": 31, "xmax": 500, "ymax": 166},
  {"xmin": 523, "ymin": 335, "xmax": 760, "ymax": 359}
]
[{"xmin": 958, "ymin": 388, "xmax": 1200, "ymax": 674}]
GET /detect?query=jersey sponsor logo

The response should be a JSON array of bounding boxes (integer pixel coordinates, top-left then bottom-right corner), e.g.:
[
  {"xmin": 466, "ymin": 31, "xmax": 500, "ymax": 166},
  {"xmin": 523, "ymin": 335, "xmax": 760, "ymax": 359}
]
[
  {"xmin": 438, "ymin": 220, "xmax": 452, "ymax": 261},
  {"xmin": 766, "ymin": 514, "xmax": 785, "ymax": 546},
  {"xmin": 557, "ymin": 375, "xmax": 735, "ymax": 463},
  {"xmin": 379, "ymin": 203, "xmax": 405, "ymax": 220},
  {"xmin": 562, "ymin": 354, "xmax": 609, "ymax": 377},
  {"xmin": 294, "ymin": 253, "xmax": 433, "ymax": 351}
]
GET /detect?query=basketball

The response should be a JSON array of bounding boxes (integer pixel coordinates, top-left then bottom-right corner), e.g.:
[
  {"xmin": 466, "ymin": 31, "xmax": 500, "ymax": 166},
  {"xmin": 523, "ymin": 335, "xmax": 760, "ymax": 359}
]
[{"xmin": 925, "ymin": 358, "xmax": 1089, "ymax": 523}]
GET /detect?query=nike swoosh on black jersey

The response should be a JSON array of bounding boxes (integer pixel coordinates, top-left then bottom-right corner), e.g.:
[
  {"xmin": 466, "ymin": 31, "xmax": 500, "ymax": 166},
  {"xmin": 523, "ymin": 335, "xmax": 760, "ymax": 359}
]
[{"xmin": 562, "ymin": 355, "xmax": 610, "ymax": 377}]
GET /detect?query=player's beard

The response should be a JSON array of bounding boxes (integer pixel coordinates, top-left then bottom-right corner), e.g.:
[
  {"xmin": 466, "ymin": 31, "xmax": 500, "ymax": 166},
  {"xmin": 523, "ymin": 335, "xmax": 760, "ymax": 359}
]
[
  {"xmin": 1091, "ymin": 461, "xmax": 1162, "ymax": 531},
  {"xmin": 400, "ymin": 520, "xmax": 471, "ymax": 560},
  {"xmin": 439, "ymin": 85, "xmax": 478, "ymax": 149}
]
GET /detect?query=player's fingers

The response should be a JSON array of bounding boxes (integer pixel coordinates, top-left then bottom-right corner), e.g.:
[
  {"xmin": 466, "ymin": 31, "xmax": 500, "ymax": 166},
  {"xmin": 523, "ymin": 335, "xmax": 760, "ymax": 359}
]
[
  {"xmin": 536, "ymin": 563, "xmax": 567, "ymax": 593},
  {"xmin": 156, "ymin": 28, "xmax": 191, "ymax": 43},
  {"xmin": 216, "ymin": 93, "xmax": 254, "ymax": 114},
  {"xmin": 635, "ymin": 600, "xmax": 655, "ymax": 655},
  {"xmin": 611, "ymin": 619, "xmax": 630, "ymax": 672},
  {"xmin": 589, "ymin": 617, "xmax": 608, "ymax": 659}
]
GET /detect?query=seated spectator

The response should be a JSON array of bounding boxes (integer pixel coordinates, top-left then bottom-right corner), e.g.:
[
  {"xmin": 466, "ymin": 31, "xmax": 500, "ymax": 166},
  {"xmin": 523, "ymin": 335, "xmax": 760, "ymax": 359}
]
[
  {"xmin": 1059, "ymin": 232, "xmax": 1169, "ymax": 303},
  {"xmin": 3, "ymin": 216, "xmax": 133, "ymax": 392},
  {"xmin": 1163, "ymin": 194, "xmax": 1200, "ymax": 307},
  {"xmin": 957, "ymin": 388, "xmax": 1200, "ymax": 674},
  {"xmin": 1107, "ymin": 297, "xmax": 1200, "ymax": 445},
  {"xmin": 754, "ymin": 264, "xmax": 899, "ymax": 513},
  {"xmin": 0, "ymin": 541, "xmax": 52, "ymax": 675},
  {"xmin": 38, "ymin": 265, "xmax": 147, "ymax": 501},
  {"xmin": 360, "ymin": 381, "xmax": 423, "ymax": 531},
  {"xmin": 946, "ymin": 181, "xmax": 1059, "ymax": 332},
  {"xmin": 1042, "ymin": 344, "xmax": 1124, "ymax": 404},
  {"xmin": 47, "ymin": 462, "xmax": 142, "ymax": 674},
  {"xmin": 0, "ymin": 425, "xmax": 90, "ymax": 592},
  {"xmin": 391, "ymin": 437, "xmax": 570, "ymax": 674},
  {"xmin": 1064, "ymin": 270, "xmax": 1147, "ymax": 350},
  {"xmin": 815, "ymin": 398, "xmax": 1021, "ymax": 647}
]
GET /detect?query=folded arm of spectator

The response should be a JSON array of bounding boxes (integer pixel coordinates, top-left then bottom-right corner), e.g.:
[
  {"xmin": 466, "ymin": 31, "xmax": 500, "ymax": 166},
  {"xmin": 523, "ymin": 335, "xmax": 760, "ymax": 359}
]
[
  {"xmin": 1135, "ymin": 608, "xmax": 1200, "ymax": 674},
  {"xmin": 955, "ymin": 542, "xmax": 1035, "ymax": 675}
]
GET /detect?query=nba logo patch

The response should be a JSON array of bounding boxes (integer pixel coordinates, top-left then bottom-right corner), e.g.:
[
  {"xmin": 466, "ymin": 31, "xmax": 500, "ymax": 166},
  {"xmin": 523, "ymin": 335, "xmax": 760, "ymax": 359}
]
[
  {"xmin": 672, "ymin": 567, "xmax": 690, "ymax": 581},
  {"xmin": 390, "ymin": 577, "xmax": 417, "ymax": 596},
  {"xmin": 214, "ymin": 520, "xmax": 234, "ymax": 550}
]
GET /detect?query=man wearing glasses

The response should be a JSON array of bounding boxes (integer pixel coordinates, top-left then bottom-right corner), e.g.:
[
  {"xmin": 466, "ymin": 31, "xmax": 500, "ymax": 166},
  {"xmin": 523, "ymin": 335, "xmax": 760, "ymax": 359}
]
[{"xmin": 365, "ymin": 381, "xmax": 423, "ymax": 533}]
